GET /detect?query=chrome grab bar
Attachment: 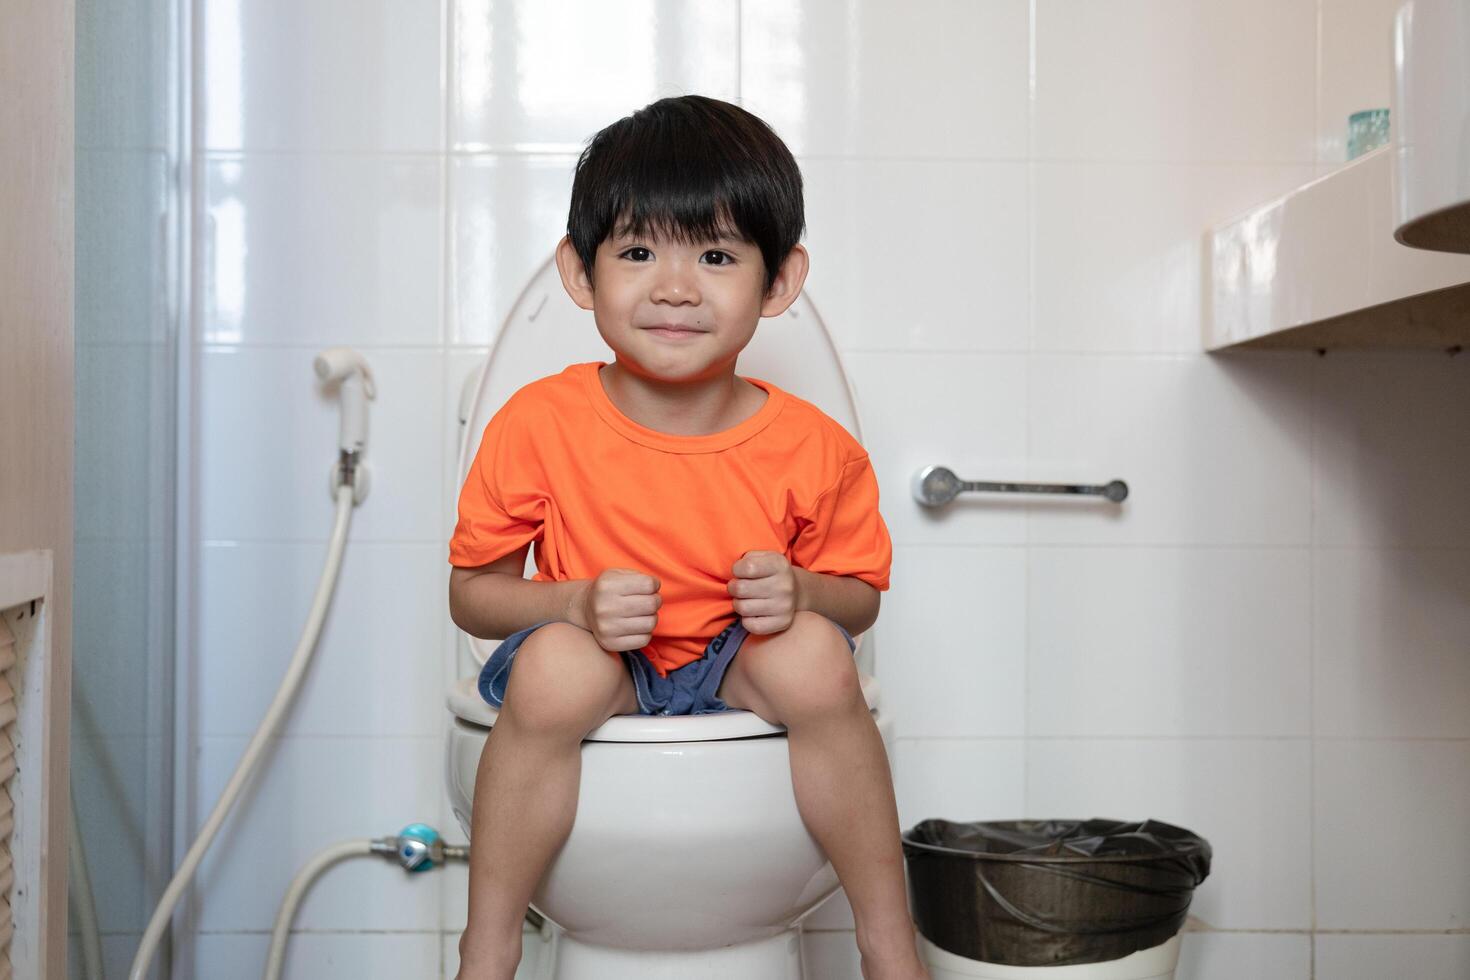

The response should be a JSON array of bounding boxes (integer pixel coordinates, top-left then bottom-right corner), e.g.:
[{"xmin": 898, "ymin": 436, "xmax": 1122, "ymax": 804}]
[{"xmin": 912, "ymin": 465, "xmax": 1128, "ymax": 505}]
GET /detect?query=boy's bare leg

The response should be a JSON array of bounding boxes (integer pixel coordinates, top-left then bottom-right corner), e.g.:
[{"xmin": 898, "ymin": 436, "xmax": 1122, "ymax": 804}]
[
  {"xmin": 456, "ymin": 624, "xmax": 640, "ymax": 980},
  {"xmin": 716, "ymin": 611, "xmax": 928, "ymax": 980}
]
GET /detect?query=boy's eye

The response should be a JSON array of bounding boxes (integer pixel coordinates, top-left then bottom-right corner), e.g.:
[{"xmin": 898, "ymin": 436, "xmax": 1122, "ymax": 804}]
[{"xmin": 617, "ymin": 247, "xmax": 735, "ymax": 266}]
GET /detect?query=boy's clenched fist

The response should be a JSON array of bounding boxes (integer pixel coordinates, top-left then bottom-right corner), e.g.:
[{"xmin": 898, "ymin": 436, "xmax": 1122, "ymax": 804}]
[
  {"xmin": 728, "ymin": 550, "xmax": 801, "ymax": 635},
  {"xmin": 573, "ymin": 568, "xmax": 662, "ymax": 652}
]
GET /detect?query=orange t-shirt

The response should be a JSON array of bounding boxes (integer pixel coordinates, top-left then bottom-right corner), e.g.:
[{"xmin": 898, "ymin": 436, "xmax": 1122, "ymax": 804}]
[{"xmin": 448, "ymin": 361, "xmax": 892, "ymax": 677}]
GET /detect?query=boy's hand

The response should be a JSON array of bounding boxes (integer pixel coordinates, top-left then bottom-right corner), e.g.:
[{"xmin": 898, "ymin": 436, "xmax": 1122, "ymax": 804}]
[
  {"xmin": 727, "ymin": 550, "xmax": 801, "ymax": 635},
  {"xmin": 572, "ymin": 568, "xmax": 662, "ymax": 653}
]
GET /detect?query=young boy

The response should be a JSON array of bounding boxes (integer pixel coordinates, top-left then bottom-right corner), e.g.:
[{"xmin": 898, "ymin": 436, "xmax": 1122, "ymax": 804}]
[{"xmin": 447, "ymin": 94, "xmax": 929, "ymax": 980}]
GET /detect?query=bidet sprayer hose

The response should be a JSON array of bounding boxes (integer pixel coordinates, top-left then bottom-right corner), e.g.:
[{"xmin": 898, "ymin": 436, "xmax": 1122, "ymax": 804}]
[
  {"xmin": 128, "ymin": 483, "xmax": 357, "ymax": 980},
  {"xmin": 265, "ymin": 829, "xmax": 469, "ymax": 980},
  {"xmin": 263, "ymin": 839, "xmax": 371, "ymax": 980}
]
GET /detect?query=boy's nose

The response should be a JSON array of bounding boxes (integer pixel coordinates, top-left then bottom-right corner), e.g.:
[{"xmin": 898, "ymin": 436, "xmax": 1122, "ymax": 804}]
[{"xmin": 650, "ymin": 265, "xmax": 700, "ymax": 304}]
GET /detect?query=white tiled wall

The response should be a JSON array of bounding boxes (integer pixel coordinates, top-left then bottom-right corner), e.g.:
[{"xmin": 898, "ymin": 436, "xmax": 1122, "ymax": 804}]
[{"xmin": 187, "ymin": 2, "xmax": 1470, "ymax": 978}]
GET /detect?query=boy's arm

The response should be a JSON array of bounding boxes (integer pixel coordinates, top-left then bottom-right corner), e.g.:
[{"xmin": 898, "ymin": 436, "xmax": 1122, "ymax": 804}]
[
  {"xmin": 793, "ymin": 566, "xmax": 880, "ymax": 638},
  {"xmin": 449, "ymin": 542, "xmax": 591, "ymax": 639}
]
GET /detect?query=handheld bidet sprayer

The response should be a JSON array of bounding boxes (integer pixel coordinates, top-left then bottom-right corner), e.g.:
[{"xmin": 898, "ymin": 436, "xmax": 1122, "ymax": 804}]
[
  {"xmin": 314, "ymin": 346, "xmax": 376, "ymax": 504},
  {"xmin": 129, "ymin": 349, "xmax": 377, "ymax": 980}
]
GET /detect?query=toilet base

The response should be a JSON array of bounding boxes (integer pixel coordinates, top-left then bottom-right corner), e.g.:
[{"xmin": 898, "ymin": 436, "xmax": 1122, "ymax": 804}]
[{"xmin": 552, "ymin": 928, "xmax": 805, "ymax": 980}]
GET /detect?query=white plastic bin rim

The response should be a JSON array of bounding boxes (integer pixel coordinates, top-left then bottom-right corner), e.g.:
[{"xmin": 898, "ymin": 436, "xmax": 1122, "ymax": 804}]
[{"xmin": 917, "ymin": 933, "xmax": 1181, "ymax": 980}]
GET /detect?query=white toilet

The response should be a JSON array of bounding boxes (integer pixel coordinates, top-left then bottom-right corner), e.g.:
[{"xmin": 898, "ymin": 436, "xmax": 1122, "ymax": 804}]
[{"xmin": 444, "ymin": 254, "xmax": 896, "ymax": 980}]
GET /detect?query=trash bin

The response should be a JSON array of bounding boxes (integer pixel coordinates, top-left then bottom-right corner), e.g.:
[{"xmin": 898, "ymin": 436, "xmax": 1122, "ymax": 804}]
[{"xmin": 901, "ymin": 818, "xmax": 1211, "ymax": 979}]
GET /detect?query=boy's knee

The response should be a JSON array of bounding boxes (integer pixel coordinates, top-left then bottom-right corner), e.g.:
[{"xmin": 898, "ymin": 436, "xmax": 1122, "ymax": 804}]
[
  {"xmin": 502, "ymin": 623, "xmax": 625, "ymax": 733},
  {"xmin": 786, "ymin": 611, "xmax": 856, "ymax": 665},
  {"xmin": 745, "ymin": 612, "xmax": 861, "ymax": 718}
]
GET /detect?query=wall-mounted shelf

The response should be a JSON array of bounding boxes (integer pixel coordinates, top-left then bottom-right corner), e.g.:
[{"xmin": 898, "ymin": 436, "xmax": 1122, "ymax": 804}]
[{"xmin": 1206, "ymin": 147, "xmax": 1470, "ymax": 351}]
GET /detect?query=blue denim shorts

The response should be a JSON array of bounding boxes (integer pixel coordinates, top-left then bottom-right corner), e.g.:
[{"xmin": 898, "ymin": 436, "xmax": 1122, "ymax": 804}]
[{"xmin": 477, "ymin": 615, "xmax": 857, "ymax": 717}]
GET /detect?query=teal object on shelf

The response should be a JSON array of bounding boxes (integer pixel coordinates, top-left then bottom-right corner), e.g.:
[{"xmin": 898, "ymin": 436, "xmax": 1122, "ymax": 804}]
[{"xmin": 1348, "ymin": 108, "xmax": 1390, "ymax": 160}]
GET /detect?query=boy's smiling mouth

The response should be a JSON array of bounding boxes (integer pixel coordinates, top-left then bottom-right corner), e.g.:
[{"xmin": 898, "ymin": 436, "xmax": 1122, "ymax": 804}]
[{"xmin": 643, "ymin": 323, "xmax": 707, "ymax": 339}]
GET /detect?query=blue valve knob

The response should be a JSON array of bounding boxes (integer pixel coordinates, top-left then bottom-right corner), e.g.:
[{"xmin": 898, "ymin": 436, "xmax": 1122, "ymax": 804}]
[{"xmin": 396, "ymin": 823, "xmax": 444, "ymax": 872}]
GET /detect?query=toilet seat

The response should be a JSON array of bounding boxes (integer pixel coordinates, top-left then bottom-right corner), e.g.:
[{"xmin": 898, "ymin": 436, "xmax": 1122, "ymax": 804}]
[{"xmin": 446, "ymin": 671, "xmax": 883, "ymax": 743}]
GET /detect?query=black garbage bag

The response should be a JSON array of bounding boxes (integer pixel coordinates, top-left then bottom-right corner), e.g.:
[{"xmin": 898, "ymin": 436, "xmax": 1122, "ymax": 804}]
[{"xmin": 901, "ymin": 818, "xmax": 1211, "ymax": 968}]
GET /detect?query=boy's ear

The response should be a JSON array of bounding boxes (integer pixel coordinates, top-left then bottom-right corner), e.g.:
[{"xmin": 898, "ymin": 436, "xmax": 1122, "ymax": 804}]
[
  {"xmin": 759, "ymin": 243, "xmax": 810, "ymax": 319},
  {"xmin": 555, "ymin": 234, "xmax": 596, "ymax": 311}
]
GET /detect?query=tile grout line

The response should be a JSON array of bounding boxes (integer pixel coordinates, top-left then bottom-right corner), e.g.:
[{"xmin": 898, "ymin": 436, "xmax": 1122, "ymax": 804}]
[
  {"xmin": 1022, "ymin": 0, "xmax": 1038, "ymax": 819},
  {"xmin": 192, "ymin": 539, "xmax": 1470, "ymax": 552},
  {"xmin": 1308, "ymin": 248, "xmax": 1321, "ymax": 979},
  {"xmin": 895, "ymin": 734, "xmax": 1470, "ymax": 743},
  {"xmin": 186, "ymin": 925, "xmax": 1470, "ymax": 937},
  {"xmin": 188, "ymin": 146, "xmax": 1326, "ymax": 167},
  {"xmin": 437, "ymin": 0, "xmax": 453, "ymax": 970},
  {"xmin": 735, "ymin": 0, "xmax": 742, "ymax": 100}
]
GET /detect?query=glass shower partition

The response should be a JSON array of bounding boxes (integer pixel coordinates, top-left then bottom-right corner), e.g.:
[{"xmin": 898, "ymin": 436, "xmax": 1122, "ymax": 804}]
[{"xmin": 73, "ymin": 0, "xmax": 184, "ymax": 975}]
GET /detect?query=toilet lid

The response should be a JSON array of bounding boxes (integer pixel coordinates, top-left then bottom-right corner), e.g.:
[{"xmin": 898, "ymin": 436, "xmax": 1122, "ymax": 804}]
[
  {"xmin": 450, "ymin": 251, "xmax": 881, "ymax": 734},
  {"xmin": 446, "ymin": 672, "xmax": 883, "ymax": 743}
]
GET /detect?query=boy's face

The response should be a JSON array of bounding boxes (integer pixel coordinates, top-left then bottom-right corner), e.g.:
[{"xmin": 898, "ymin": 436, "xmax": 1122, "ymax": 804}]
[{"xmin": 555, "ymin": 221, "xmax": 808, "ymax": 384}]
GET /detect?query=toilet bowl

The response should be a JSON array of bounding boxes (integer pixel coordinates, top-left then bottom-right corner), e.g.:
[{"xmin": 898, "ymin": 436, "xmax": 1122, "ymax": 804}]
[
  {"xmin": 444, "ymin": 253, "xmax": 888, "ymax": 979},
  {"xmin": 445, "ymin": 676, "xmax": 894, "ymax": 978}
]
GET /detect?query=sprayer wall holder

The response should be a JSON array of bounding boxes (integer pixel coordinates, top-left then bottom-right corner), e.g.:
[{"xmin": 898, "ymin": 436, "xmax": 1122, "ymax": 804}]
[{"xmin": 329, "ymin": 460, "xmax": 371, "ymax": 505}]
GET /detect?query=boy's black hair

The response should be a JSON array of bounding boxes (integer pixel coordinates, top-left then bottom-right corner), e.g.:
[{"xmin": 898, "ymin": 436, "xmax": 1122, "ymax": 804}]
[{"xmin": 566, "ymin": 94, "xmax": 805, "ymax": 296}]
